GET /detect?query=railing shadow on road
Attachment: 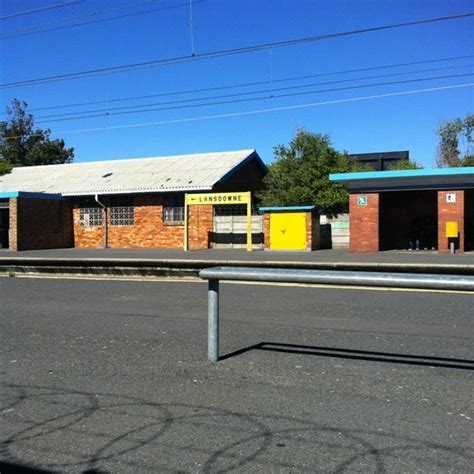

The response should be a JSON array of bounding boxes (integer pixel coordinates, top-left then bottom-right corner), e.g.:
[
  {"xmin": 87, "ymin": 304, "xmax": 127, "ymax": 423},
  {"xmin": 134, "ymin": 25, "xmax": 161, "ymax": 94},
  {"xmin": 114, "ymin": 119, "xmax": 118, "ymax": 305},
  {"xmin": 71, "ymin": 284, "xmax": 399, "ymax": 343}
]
[
  {"xmin": 219, "ymin": 342, "xmax": 474, "ymax": 370},
  {"xmin": 0, "ymin": 460, "xmax": 104, "ymax": 473},
  {"xmin": 1, "ymin": 382, "xmax": 472, "ymax": 473}
]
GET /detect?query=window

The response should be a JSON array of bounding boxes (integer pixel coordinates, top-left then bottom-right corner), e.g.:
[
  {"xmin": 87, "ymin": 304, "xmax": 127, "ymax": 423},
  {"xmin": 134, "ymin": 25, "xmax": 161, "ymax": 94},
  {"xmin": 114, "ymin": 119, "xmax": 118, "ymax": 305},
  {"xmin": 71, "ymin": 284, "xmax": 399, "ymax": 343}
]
[
  {"xmin": 110, "ymin": 196, "xmax": 134, "ymax": 226},
  {"xmin": 78, "ymin": 197, "xmax": 102, "ymax": 227},
  {"xmin": 163, "ymin": 194, "xmax": 184, "ymax": 223}
]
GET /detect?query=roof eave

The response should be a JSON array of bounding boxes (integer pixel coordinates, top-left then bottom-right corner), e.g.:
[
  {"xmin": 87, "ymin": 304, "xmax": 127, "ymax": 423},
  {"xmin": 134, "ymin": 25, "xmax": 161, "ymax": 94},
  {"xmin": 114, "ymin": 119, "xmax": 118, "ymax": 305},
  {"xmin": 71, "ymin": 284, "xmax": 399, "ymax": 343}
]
[{"xmin": 215, "ymin": 150, "xmax": 268, "ymax": 186}]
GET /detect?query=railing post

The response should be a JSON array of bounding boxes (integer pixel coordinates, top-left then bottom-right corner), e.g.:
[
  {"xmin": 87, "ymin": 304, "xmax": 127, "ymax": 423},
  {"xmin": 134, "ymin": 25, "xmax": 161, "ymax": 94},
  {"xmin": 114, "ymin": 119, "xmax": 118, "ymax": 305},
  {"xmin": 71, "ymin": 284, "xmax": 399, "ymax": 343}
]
[{"xmin": 208, "ymin": 278, "xmax": 219, "ymax": 362}]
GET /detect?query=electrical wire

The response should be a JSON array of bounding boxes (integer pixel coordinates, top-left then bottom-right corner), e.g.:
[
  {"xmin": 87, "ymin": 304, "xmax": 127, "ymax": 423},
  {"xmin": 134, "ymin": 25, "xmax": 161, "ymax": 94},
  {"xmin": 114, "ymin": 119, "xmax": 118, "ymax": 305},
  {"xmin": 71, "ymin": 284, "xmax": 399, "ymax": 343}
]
[
  {"xmin": 35, "ymin": 72, "xmax": 474, "ymax": 124},
  {"xmin": 0, "ymin": 0, "xmax": 83, "ymax": 21},
  {"xmin": 45, "ymin": 83, "xmax": 474, "ymax": 136},
  {"xmin": 18, "ymin": 54, "xmax": 474, "ymax": 114},
  {"xmin": 2, "ymin": 12, "xmax": 473, "ymax": 89},
  {"xmin": 33, "ymin": 64, "xmax": 474, "ymax": 121},
  {"xmin": 0, "ymin": 1, "xmax": 201, "ymax": 39},
  {"xmin": 3, "ymin": 83, "xmax": 472, "ymax": 140}
]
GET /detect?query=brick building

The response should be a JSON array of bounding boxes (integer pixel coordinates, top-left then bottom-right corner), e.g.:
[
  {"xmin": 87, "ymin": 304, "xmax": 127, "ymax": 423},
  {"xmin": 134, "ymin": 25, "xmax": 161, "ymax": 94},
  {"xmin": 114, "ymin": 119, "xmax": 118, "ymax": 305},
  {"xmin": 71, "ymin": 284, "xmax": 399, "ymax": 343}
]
[
  {"xmin": 330, "ymin": 168, "xmax": 474, "ymax": 254},
  {"xmin": 0, "ymin": 149, "xmax": 267, "ymax": 251}
]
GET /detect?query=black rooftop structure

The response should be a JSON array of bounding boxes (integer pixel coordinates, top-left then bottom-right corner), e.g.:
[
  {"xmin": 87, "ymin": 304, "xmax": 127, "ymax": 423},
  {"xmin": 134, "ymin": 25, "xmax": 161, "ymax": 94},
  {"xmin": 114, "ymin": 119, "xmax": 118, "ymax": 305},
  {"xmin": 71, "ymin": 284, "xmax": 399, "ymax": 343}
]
[{"xmin": 349, "ymin": 151, "xmax": 409, "ymax": 171}]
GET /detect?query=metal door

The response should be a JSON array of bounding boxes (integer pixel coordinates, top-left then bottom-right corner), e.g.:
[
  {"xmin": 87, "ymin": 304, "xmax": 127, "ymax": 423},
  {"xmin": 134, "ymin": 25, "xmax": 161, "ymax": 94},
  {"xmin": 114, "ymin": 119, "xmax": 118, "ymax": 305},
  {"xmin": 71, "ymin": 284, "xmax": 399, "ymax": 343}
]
[{"xmin": 270, "ymin": 212, "xmax": 306, "ymax": 250}]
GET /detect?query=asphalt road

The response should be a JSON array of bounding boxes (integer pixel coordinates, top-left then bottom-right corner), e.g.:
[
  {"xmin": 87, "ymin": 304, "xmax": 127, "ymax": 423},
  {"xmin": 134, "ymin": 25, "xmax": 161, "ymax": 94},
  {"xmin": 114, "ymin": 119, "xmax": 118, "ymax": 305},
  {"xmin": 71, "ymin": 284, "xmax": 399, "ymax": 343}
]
[{"xmin": 1, "ymin": 276, "xmax": 473, "ymax": 473}]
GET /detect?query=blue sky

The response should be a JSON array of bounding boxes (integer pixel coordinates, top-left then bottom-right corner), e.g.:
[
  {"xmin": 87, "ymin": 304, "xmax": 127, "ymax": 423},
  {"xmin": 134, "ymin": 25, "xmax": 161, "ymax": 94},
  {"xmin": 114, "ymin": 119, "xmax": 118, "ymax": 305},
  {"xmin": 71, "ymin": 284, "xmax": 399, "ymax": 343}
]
[{"xmin": 1, "ymin": 0, "xmax": 473, "ymax": 167}]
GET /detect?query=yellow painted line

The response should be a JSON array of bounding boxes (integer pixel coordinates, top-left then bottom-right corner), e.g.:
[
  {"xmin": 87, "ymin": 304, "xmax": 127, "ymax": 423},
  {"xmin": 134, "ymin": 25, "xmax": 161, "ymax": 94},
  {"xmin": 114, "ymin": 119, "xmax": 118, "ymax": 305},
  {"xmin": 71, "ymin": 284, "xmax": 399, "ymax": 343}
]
[{"xmin": 1, "ymin": 272, "xmax": 473, "ymax": 295}]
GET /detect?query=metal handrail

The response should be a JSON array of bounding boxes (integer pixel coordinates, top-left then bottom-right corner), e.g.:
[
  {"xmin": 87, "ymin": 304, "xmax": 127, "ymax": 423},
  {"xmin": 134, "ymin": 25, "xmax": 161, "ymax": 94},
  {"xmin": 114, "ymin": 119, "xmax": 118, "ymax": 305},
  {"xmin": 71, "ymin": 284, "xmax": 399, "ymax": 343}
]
[{"xmin": 199, "ymin": 266, "xmax": 474, "ymax": 362}]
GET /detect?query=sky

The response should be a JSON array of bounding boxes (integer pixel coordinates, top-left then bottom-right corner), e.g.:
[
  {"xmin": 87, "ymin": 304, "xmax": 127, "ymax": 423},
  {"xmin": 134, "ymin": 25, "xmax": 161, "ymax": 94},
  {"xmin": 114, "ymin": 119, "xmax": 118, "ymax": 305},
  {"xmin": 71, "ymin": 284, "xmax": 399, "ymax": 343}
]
[{"xmin": 1, "ymin": 0, "xmax": 473, "ymax": 167}]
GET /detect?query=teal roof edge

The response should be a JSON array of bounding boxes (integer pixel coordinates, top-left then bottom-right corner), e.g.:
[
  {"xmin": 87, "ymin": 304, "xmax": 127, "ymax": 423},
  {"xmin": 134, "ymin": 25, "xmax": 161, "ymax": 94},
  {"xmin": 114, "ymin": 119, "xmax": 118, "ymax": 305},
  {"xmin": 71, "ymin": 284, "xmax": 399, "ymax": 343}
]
[
  {"xmin": 0, "ymin": 191, "xmax": 63, "ymax": 200},
  {"xmin": 259, "ymin": 205, "xmax": 316, "ymax": 212}
]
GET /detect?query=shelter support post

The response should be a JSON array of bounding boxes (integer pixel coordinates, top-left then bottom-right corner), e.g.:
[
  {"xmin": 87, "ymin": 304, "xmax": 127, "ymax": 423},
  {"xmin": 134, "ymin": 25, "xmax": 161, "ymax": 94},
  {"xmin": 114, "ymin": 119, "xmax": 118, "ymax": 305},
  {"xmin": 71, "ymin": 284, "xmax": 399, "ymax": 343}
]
[
  {"xmin": 208, "ymin": 279, "xmax": 219, "ymax": 362},
  {"xmin": 184, "ymin": 202, "xmax": 189, "ymax": 251},
  {"xmin": 246, "ymin": 200, "xmax": 252, "ymax": 252}
]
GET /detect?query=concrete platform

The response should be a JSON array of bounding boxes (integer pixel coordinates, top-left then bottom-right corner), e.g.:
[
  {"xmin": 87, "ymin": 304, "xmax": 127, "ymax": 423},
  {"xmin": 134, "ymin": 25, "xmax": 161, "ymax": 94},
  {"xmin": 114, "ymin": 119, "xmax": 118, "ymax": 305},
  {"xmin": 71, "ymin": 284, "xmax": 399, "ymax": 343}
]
[{"xmin": 1, "ymin": 248, "xmax": 474, "ymax": 277}]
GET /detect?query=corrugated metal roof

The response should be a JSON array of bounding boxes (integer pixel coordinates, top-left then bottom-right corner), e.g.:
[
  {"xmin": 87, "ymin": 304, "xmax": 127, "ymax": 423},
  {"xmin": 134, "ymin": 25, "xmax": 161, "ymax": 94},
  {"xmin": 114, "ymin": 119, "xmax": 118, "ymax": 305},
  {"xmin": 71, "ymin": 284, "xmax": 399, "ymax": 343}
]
[{"xmin": 0, "ymin": 149, "xmax": 262, "ymax": 196}]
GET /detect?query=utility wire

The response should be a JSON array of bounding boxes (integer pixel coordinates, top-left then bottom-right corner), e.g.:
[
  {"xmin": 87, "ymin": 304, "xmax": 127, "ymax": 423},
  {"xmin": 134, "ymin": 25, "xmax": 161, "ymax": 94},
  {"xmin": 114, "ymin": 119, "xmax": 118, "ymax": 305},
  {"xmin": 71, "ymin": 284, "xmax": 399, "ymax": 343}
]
[
  {"xmin": 0, "ymin": 0, "xmax": 83, "ymax": 20},
  {"xmin": 189, "ymin": 0, "xmax": 195, "ymax": 55},
  {"xmin": 36, "ymin": 72, "xmax": 474, "ymax": 124},
  {"xmin": 0, "ymin": 0, "xmax": 200, "ymax": 39},
  {"xmin": 33, "ymin": 64, "xmax": 474, "ymax": 121},
  {"xmin": 19, "ymin": 54, "xmax": 474, "ymax": 114},
  {"xmin": 4, "ymin": 83, "xmax": 473, "ymax": 140},
  {"xmin": 43, "ymin": 83, "xmax": 473, "ymax": 136},
  {"xmin": 2, "ymin": 12, "xmax": 473, "ymax": 89}
]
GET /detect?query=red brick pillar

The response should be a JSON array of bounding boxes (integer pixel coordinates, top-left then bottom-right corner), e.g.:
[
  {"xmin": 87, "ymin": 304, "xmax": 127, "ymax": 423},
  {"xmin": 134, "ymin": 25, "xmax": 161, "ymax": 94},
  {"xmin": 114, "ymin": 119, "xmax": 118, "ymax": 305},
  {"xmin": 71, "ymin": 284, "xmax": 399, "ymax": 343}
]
[
  {"xmin": 188, "ymin": 205, "xmax": 213, "ymax": 250},
  {"xmin": 349, "ymin": 193, "xmax": 379, "ymax": 253},
  {"xmin": 9, "ymin": 198, "xmax": 18, "ymax": 251},
  {"xmin": 438, "ymin": 190, "xmax": 464, "ymax": 254},
  {"xmin": 263, "ymin": 213, "xmax": 270, "ymax": 249}
]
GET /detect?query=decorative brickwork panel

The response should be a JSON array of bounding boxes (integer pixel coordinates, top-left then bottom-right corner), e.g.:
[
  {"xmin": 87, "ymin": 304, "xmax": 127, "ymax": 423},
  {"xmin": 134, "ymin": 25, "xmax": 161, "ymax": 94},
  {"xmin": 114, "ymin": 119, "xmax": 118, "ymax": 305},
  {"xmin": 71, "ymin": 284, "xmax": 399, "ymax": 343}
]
[
  {"xmin": 9, "ymin": 198, "xmax": 18, "ymax": 251},
  {"xmin": 349, "ymin": 193, "xmax": 379, "ymax": 253},
  {"xmin": 438, "ymin": 190, "xmax": 464, "ymax": 254}
]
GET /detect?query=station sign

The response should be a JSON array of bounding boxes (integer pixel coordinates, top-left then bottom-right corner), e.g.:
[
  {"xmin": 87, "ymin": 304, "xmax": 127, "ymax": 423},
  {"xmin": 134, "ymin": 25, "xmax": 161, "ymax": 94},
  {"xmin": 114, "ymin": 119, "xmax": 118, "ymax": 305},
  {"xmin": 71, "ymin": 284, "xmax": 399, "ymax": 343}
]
[
  {"xmin": 185, "ymin": 192, "xmax": 251, "ymax": 205},
  {"xmin": 446, "ymin": 193, "xmax": 456, "ymax": 203},
  {"xmin": 184, "ymin": 192, "xmax": 252, "ymax": 252}
]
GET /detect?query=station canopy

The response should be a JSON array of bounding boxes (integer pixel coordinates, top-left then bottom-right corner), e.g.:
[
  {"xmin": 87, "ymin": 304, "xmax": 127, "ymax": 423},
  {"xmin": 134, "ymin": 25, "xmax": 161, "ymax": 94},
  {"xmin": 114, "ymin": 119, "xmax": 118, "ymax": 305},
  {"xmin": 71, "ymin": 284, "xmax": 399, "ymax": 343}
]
[{"xmin": 329, "ymin": 168, "xmax": 474, "ymax": 192}]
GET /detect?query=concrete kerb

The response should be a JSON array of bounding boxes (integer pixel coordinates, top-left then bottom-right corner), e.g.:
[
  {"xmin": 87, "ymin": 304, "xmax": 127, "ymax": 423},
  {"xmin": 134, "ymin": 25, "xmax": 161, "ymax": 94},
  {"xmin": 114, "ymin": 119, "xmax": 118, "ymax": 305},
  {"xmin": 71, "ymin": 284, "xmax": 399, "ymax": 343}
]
[{"xmin": 1, "ymin": 256, "xmax": 474, "ymax": 277}]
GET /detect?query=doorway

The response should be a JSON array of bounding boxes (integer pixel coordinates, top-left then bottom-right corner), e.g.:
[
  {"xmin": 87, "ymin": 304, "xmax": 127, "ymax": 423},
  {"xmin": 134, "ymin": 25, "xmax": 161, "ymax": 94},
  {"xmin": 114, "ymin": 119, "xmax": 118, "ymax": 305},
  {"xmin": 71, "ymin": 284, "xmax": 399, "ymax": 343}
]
[
  {"xmin": 0, "ymin": 206, "xmax": 9, "ymax": 249},
  {"xmin": 465, "ymin": 189, "xmax": 474, "ymax": 252},
  {"xmin": 379, "ymin": 191, "xmax": 438, "ymax": 251}
]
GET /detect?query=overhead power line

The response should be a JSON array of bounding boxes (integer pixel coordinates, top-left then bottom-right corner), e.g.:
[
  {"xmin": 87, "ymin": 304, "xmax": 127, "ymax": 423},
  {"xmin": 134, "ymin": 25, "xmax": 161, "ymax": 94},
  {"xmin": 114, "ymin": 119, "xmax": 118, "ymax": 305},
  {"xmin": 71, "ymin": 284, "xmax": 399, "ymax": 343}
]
[
  {"xmin": 2, "ymin": 11, "xmax": 473, "ymax": 89},
  {"xmin": 4, "ymin": 83, "xmax": 473, "ymax": 140},
  {"xmin": 36, "ymin": 72, "xmax": 474, "ymax": 124},
  {"xmin": 44, "ymin": 83, "xmax": 473, "ymax": 136},
  {"xmin": 19, "ymin": 54, "xmax": 474, "ymax": 114},
  {"xmin": 34, "ymin": 65, "xmax": 474, "ymax": 121},
  {"xmin": 0, "ymin": 0, "xmax": 199, "ymax": 39},
  {"xmin": 0, "ymin": 0, "xmax": 83, "ymax": 20}
]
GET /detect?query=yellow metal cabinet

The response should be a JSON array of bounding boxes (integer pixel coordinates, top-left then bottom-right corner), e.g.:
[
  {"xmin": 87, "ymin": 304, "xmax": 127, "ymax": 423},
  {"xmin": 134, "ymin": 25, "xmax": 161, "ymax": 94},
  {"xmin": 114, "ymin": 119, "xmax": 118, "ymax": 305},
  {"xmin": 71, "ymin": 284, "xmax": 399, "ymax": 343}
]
[{"xmin": 270, "ymin": 212, "xmax": 306, "ymax": 250}]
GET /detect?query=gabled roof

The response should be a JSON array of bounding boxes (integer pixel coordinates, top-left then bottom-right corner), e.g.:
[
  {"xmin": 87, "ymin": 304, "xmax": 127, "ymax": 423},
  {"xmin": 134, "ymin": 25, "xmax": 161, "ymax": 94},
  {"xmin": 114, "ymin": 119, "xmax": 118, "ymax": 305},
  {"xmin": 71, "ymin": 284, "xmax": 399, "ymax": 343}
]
[
  {"xmin": 0, "ymin": 149, "xmax": 266, "ymax": 196},
  {"xmin": 330, "ymin": 167, "xmax": 474, "ymax": 192}
]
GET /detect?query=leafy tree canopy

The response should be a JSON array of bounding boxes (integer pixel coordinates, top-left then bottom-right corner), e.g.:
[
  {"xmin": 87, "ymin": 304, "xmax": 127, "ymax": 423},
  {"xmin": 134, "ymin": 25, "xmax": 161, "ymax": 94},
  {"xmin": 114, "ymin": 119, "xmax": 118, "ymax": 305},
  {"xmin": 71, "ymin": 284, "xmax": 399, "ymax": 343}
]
[
  {"xmin": 258, "ymin": 129, "xmax": 369, "ymax": 216},
  {"xmin": 0, "ymin": 99, "xmax": 74, "ymax": 175},
  {"xmin": 386, "ymin": 159, "xmax": 423, "ymax": 170},
  {"xmin": 436, "ymin": 113, "xmax": 473, "ymax": 167}
]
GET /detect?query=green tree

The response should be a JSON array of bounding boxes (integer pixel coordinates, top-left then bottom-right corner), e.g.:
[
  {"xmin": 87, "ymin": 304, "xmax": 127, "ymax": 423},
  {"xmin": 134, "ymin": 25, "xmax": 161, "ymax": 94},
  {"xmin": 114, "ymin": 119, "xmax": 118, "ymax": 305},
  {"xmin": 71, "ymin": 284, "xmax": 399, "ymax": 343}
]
[
  {"xmin": 386, "ymin": 159, "xmax": 423, "ymax": 170},
  {"xmin": 436, "ymin": 114, "xmax": 473, "ymax": 167},
  {"xmin": 258, "ymin": 129, "xmax": 368, "ymax": 216},
  {"xmin": 0, "ymin": 99, "xmax": 74, "ymax": 175}
]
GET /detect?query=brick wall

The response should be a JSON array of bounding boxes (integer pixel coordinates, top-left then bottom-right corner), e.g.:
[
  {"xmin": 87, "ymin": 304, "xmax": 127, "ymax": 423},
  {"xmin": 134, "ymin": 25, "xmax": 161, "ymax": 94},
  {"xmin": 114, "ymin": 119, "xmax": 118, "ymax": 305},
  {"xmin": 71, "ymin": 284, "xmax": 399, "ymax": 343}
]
[
  {"xmin": 263, "ymin": 213, "xmax": 270, "ymax": 249},
  {"xmin": 349, "ymin": 193, "xmax": 379, "ymax": 253},
  {"xmin": 72, "ymin": 194, "xmax": 213, "ymax": 250},
  {"xmin": 188, "ymin": 204, "xmax": 213, "ymax": 250},
  {"xmin": 8, "ymin": 199, "xmax": 18, "ymax": 251},
  {"xmin": 438, "ymin": 190, "xmax": 464, "ymax": 253},
  {"xmin": 11, "ymin": 197, "xmax": 72, "ymax": 251}
]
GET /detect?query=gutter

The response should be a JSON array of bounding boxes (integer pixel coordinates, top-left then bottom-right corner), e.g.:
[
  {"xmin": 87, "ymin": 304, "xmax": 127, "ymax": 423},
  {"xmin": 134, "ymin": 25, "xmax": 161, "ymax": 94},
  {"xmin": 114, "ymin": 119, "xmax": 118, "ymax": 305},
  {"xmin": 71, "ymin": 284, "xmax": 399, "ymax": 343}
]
[{"xmin": 94, "ymin": 194, "xmax": 108, "ymax": 248}]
